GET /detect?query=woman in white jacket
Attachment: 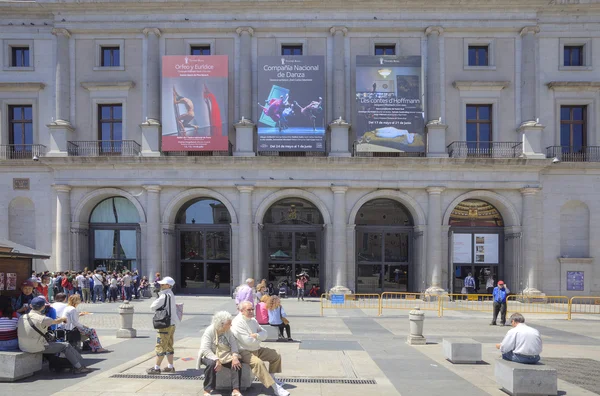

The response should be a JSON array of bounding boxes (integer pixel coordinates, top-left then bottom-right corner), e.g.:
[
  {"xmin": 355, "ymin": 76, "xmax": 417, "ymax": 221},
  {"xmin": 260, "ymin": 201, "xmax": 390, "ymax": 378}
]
[
  {"xmin": 64, "ymin": 294, "xmax": 109, "ymax": 353},
  {"xmin": 198, "ymin": 311, "xmax": 243, "ymax": 396},
  {"xmin": 147, "ymin": 276, "xmax": 181, "ymax": 375}
]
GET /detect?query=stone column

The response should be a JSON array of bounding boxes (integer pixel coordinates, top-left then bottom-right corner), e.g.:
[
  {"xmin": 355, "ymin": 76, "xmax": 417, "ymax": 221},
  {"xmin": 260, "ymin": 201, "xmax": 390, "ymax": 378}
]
[
  {"xmin": 236, "ymin": 27, "xmax": 254, "ymax": 121},
  {"xmin": 518, "ymin": 26, "xmax": 545, "ymax": 159},
  {"xmin": 330, "ymin": 186, "xmax": 351, "ymax": 294},
  {"xmin": 54, "ymin": 185, "xmax": 71, "ymax": 272},
  {"xmin": 425, "ymin": 27, "xmax": 448, "ymax": 157},
  {"xmin": 237, "ymin": 185, "xmax": 254, "ymax": 282},
  {"xmin": 330, "ymin": 26, "xmax": 347, "ymax": 120},
  {"xmin": 141, "ymin": 28, "xmax": 162, "ymax": 156},
  {"xmin": 144, "ymin": 186, "xmax": 162, "ymax": 280},
  {"xmin": 521, "ymin": 187, "xmax": 543, "ymax": 295},
  {"xmin": 425, "ymin": 186, "xmax": 445, "ymax": 294},
  {"xmin": 47, "ymin": 29, "xmax": 73, "ymax": 157}
]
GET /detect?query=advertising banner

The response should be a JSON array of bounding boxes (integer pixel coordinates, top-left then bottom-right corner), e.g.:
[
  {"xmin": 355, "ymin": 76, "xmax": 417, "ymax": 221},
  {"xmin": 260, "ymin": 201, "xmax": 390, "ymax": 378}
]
[
  {"xmin": 453, "ymin": 233, "xmax": 472, "ymax": 264},
  {"xmin": 161, "ymin": 56, "xmax": 229, "ymax": 151},
  {"xmin": 474, "ymin": 234, "xmax": 499, "ymax": 264},
  {"xmin": 257, "ymin": 56, "xmax": 325, "ymax": 152},
  {"xmin": 355, "ymin": 56, "xmax": 425, "ymax": 154}
]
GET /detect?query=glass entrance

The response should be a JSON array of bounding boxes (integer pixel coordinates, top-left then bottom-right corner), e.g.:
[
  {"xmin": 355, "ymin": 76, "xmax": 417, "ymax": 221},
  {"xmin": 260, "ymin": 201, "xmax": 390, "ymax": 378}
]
[
  {"xmin": 356, "ymin": 229, "xmax": 411, "ymax": 293},
  {"xmin": 454, "ymin": 265, "xmax": 499, "ymax": 294}
]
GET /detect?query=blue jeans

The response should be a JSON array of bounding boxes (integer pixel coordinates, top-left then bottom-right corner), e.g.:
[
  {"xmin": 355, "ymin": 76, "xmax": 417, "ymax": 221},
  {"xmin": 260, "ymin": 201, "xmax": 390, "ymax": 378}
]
[
  {"xmin": 124, "ymin": 286, "xmax": 132, "ymax": 301},
  {"xmin": 93, "ymin": 284, "xmax": 105, "ymax": 302},
  {"xmin": 502, "ymin": 351, "xmax": 540, "ymax": 364},
  {"xmin": 0, "ymin": 339, "xmax": 19, "ymax": 351}
]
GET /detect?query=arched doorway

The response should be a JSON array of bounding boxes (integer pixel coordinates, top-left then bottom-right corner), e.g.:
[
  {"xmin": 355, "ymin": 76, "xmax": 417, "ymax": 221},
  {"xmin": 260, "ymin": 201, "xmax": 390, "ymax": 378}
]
[
  {"xmin": 355, "ymin": 199, "xmax": 414, "ymax": 293},
  {"xmin": 449, "ymin": 199, "xmax": 504, "ymax": 294},
  {"xmin": 175, "ymin": 198, "xmax": 231, "ymax": 294},
  {"xmin": 263, "ymin": 198, "xmax": 324, "ymax": 293},
  {"xmin": 90, "ymin": 197, "xmax": 141, "ymax": 273}
]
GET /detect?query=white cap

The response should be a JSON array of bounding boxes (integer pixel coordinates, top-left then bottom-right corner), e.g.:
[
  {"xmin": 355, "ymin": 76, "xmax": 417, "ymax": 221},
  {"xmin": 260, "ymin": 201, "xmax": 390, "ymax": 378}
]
[{"xmin": 157, "ymin": 276, "xmax": 175, "ymax": 286}]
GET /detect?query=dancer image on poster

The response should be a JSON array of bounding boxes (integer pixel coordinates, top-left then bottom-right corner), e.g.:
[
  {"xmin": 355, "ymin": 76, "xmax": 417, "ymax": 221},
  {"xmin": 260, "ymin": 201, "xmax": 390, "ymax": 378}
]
[
  {"xmin": 203, "ymin": 84, "xmax": 223, "ymax": 137},
  {"xmin": 258, "ymin": 94, "xmax": 287, "ymax": 131},
  {"xmin": 293, "ymin": 97, "xmax": 323, "ymax": 131},
  {"xmin": 280, "ymin": 96, "xmax": 294, "ymax": 130},
  {"xmin": 173, "ymin": 87, "xmax": 199, "ymax": 137}
]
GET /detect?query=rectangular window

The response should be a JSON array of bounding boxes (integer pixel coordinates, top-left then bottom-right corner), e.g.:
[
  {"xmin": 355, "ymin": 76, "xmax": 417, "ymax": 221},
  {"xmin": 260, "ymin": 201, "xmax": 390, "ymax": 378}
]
[
  {"xmin": 466, "ymin": 105, "xmax": 492, "ymax": 153},
  {"xmin": 100, "ymin": 46, "xmax": 120, "ymax": 67},
  {"xmin": 468, "ymin": 46, "xmax": 489, "ymax": 66},
  {"xmin": 560, "ymin": 105, "xmax": 586, "ymax": 151},
  {"xmin": 98, "ymin": 104, "xmax": 123, "ymax": 154},
  {"xmin": 190, "ymin": 45, "xmax": 211, "ymax": 56},
  {"xmin": 11, "ymin": 46, "xmax": 30, "ymax": 67},
  {"xmin": 564, "ymin": 45, "xmax": 584, "ymax": 67},
  {"xmin": 375, "ymin": 45, "xmax": 395, "ymax": 56},
  {"xmin": 9, "ymin": 105, "xmax": 33, "ymax": 148},
  {"xmin": 281, "ymin": 45, "xmax": 303, "ymax": 56}
]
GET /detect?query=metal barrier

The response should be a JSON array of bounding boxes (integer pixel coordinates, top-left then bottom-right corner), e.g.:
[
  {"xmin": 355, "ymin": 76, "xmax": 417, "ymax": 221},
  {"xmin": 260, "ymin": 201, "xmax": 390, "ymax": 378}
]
[
  {"xmin": 379, "ymin": 292, "xmax": 442, "ymax": 316},
  {"xmin": 441, "ymin": 294, "xmax": 495, "ymax": 316},
  {"xmin": 320, "ymin": 293, "xmax": 381, "ymax": 316},
  {"xmin": 568, "ymin": 296, "xmax": 600, "ymax": 320},
  {"xmin": 506, "ymin": 295, "xmax": 570, "ymax": 318}
]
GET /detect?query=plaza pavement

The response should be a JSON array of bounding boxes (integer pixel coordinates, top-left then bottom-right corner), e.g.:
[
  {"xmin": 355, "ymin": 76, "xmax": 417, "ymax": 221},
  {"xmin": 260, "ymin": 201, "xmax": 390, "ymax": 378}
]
[{"xmin": 3, "ymin": 295, "xmax": 600, "ymax": 396}]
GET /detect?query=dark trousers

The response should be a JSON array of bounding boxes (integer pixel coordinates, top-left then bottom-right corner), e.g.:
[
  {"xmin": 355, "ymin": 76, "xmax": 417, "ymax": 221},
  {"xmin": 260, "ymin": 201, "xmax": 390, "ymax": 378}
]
[
  {"xmin": 466, "ymin": 287, "xmax": 475, "ymax": 294},
  {"xmin": 201, "ymin": 357, "xmax": 241, "ymax": 391},
  {"xmin": 273, "ymin": 323, "xmax": 291, "ymax": 339},
  {"xmin": 492, "ymin": 301, "xmax": 507, "ymax": 325},
  {"xmin": 502, "ymin": 351, "xmax": 540, "ymax": 364}
]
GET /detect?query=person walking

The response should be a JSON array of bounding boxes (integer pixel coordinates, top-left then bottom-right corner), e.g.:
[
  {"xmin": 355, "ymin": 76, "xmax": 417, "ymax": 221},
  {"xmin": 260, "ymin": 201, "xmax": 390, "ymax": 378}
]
[
  {"xmin": 464, "ymin": 272, "xmax": 476, "ymax": 294},
  {"xmin": 198, "ymin": 311, "xmax": 244, "ymax": 396},
  {"xmin": 235, "ymin": 278, "xmax": 255, "ymax": 308},
  {"xmin": 495, "ymin": 313, "xmax": 542, "ymax": 364},
  {"xmin": 491, "ymin": 280, "xmax": 510, "ymax": 326},
  {"xmin": 295, "ymin": 274, "xmax": 307, "ymax": 302},
  {"xmin": 486, "ymin": 275, "xmax": 495, "ymax": 295},
  {"xmin": 147, "ymin": 276, "xmax": 180, "ymax": 374}
]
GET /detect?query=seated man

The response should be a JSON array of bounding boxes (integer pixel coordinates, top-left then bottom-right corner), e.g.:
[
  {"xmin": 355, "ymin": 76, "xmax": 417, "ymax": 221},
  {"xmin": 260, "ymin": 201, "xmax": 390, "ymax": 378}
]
[
  {"xmin": 495, "ymin": 313, "xmax": 542, "ymax": 364},
  {"xmin": 231, "ymin": 301, "xmax": 289, "ymax": 396},
  {"xmin": 17, "ymin": 296, "xmax": 92, "ymax": 374}
]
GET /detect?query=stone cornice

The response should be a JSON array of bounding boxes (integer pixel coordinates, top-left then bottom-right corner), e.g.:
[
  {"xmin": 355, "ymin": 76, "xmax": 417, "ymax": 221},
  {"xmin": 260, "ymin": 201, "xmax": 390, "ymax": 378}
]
[
  {"xmin": 81, "ymin": 81, "xmax": 135, "ymax": 91},
  {"xmin": 547, "ymin": 81, "xmax": 600, "ymax": 91},
  {"xmin": 52, "ymin": 184, "xmax": 71, "ymax": 193},
  {"xmin": 51, "ymin": 28, "xmax": 71, "ymax": 38},
  {"xmin": 0, "ymin": 82, "xmax": 45, "ymax": 92},
  {"xmin": 236, "ymin": 185, "xmax": 255, "ymax": 193},
  {"xmin": 331, "ymin": 185, "xmax": 349, "ymax": 193},
  {"xmin": 142, "ymin": 27, "xmax": 161, "ymax": 37},
  {"xmin": 143, "ymin": 185, "xmax": 162, "ymax": 193},
  {"xmin": 235, "ymin": 26, "xmax": 254, "ymax": 36},
  {"xmin": 426, "ymin": 186, "xmax": 446, "ymax": 194},
  {"xmin": 452, "ymin": 81, "xmax": 510, "ymax": 91},
  {"xmin": 425, "ymin": 26, "xmax": 444, "ymax": 36},
  {"xmin": 520, "ymin": 26, "xmax": 540, "ymax": 36},
  {"xmin": 557, "ymin": 257, "xmax": 594, "ymax": 265},
  {"xmin": 330, "ymin": 26, "xmax": 348, "ymax": 36}
]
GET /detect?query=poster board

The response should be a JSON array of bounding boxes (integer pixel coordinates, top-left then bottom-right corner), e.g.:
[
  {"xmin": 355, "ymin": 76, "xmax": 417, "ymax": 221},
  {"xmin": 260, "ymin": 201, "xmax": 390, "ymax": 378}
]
[
  {"xmin": 474, "ymin": 234, "xmax": 499, "ymax": 264},
  {"xmin": 0, "ymin": 258, "xmax": 31, "ymax": 297},
  {"xmin": 453, "ymin": 233, "xmax": 472, "ymax": 263}
]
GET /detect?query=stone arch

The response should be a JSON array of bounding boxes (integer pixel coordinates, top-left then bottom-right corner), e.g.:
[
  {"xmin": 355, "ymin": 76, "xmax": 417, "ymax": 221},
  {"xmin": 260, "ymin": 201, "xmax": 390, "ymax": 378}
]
[
  {"xmin": 162, "ymin": 188, "xmax": 238, "ymax": 224},
  {"xmin": 442, "ymin": 190, "xmax": 520, "ymax": 227},
  {"xmin": 73, "ymin": 188, "xmax": 146, "ymax": 224},
  {"xmin": 560, "ymin": 200, "xmax": 589, "ymax": 258},
  {"xmin": 348, "ymin": 190, "xmax": 426, "ymax": 226},
  {"xmin": 255, "ymin": 189, "xmax": 332, "ymax": 224},
  {"xmin": 9, "ymin": 197, "xmax": 36, "ymax": 248}
]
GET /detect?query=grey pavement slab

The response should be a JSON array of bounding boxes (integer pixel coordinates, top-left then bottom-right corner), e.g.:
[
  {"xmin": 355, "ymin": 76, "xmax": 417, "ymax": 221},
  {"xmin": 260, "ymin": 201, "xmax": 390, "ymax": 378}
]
[{"xmin": 298, "ymin": 340, "xmax": 364, "ymax": 351}]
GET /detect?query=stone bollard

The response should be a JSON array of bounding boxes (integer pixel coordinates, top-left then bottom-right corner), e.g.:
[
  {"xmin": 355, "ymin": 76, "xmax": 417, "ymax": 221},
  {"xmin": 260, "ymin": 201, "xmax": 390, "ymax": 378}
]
[
  {"xmin": 407, "ymin": 307, "xmax": 426, "ymax": 345},
  {"xmin": 116, "ymin": 300, "xmax": 137, "ymax": 338}
]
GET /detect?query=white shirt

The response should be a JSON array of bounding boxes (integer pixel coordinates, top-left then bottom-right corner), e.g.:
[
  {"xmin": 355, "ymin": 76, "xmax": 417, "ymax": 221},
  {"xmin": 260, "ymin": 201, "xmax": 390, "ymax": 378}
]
[
  {"xmin": 150, "ymin": 288, "xmax": 180, "ymax": 326},
  {"xmin": 51, "ymin": 301, "xmax": 68, "ymax": 318},
  {"xmin": 76, "ymin": 275, "xmax": 85, "ymax": 289},
  {"xmin": 500, "ymin": 323, "xmax": 543, "ymax": 356},
  {"xmin": 122, "ymin": 275, "xmax": 132, "ymax": 287},
  {"xmin": 63, "ymin": 306, "xmax": 84, "ymax": 331},
  {"xmin": 486, "ymin": 278, "xmax": 495, "ymax": 288},
  {"xmin": 92, "ymin": 273, "xmax": 104, "ymax": 285},
  {"xmin": 230, "ymin": 313, "xmax": 267, "ymax": 351}
]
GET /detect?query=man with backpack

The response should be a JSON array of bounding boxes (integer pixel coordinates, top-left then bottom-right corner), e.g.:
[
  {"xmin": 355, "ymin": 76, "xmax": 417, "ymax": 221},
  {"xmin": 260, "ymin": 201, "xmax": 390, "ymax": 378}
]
[{"xmin": 147, "ymin": 276, "xmax": 180, "ymax": 374}]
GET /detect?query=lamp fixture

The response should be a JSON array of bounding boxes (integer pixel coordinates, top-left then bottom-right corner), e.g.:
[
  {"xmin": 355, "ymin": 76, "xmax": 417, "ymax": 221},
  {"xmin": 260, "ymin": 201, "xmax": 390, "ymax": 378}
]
[{"xmin": 377, "ymin": 68, "xmax": 392, "ymax": 78}]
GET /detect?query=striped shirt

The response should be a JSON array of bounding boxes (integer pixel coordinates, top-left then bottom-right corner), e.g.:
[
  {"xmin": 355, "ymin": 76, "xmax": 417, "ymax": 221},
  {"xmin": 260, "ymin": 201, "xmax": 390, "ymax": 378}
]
[{"xmin": 0, "ymin": 314, "xmax": 19, "ymax": 341}]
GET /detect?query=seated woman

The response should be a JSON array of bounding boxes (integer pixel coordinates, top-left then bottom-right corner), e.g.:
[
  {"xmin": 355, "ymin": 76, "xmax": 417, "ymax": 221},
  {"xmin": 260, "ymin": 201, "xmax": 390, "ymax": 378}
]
[
  {"xmin": 266, "ymin": 296, "xmax": 292, "ymax": 342},
  {"xmin": 0, "ymin": 296, "xmax": 19, "ymax": 351},
  {"xmin": 198, "ymin": 311, "xmax": 243, "ymax": 396},
  {"xmin": 64, "ymin": 294, "xmax": 109, "ymax": 353},
  {"xmin": 255, "ymin": 295, "xmax": 269, "ymax": 325}
]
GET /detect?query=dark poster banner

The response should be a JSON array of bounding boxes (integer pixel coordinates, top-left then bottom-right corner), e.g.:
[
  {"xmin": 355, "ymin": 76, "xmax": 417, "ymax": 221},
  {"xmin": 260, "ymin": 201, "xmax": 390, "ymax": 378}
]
[
  {"xmin": 257, "ymin": 56, "xmax": 326, "ymax": 151},
  {"xmin": 161, "ymin": 55, "xmax": 229, "ymax": 151},
  {"xmin": 355, "ymin": 56, "xmax": 425, "ymax": 154}
]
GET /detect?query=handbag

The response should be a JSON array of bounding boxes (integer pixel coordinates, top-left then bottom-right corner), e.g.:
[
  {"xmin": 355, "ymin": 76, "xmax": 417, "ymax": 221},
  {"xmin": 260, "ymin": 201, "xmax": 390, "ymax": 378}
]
[
  {"xmin": 279, "ymin": 307, "xmax": 289, "ymax": 325},
  {"xmin": 152, "ymin": 294, "xmax": 171, "ymax": 329},
  {"xmin": 26, "ymin": 314, "xmax": 56, "ymax": 343},
  {"xmin": 215, "ymin": 333, "xmax": 234, "ymax": 364}
]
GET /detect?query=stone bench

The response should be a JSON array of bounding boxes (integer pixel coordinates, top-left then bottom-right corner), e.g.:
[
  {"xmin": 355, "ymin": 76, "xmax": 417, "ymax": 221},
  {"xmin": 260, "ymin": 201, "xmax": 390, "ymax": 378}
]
[
  {"xmin": 197, "ymin": 362, "xmax": 253, "ymax": 390},
  {"xmin": 263, "ymin": 324, "xmax": 281, "ymax": 341},
  {"xmin": 443, "ymin": 338, "xmax": 482, "ymax": 364},
  {"xmin": 495, "ymin": 359, "xmax": 557, "ymax": 396},
  {"xmin": 0, "ymin": 351, "xmax": 43, "ymax": 382}
]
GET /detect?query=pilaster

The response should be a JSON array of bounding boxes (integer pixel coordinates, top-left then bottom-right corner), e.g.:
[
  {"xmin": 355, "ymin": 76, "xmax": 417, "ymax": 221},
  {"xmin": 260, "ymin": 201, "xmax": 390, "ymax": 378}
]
[
  {"xmin": 53, "ymin": 185, "xmax": 71, "ymax": 272},
  {"xmin": 328, "ymin": 119, "xmax": 351, "ymax": 157},
  {"xmin": 237, "ymin": 185, "xmax": 255, "ymax": 281},
  {"xmin": 233, "ymin": 118, "xmax": 256, "ymax": 156},
  {"xmin": 330, "ymin": 26, "xmax": 348, "ymax": 121},
  {"xmin": 141, "ymin": 27, "xmax": 162, "ymax": 156},
  {"xmin": 236, "ymin": 27, "xmax": 254, "ymax": 122},
  {"xmin": 330, "ymin": 185, "xmax": 351, "ymax": 295},
  {"xmin": 144, "ymin": 185, "xmax": 162, "ymax": 280},
  {"xmin": 520, "ymin": 187, "xmax": 543, "ymax": 296},
  {"xmin": 425, "ymin": 186, "xmax": 445, "ymax": 295}
]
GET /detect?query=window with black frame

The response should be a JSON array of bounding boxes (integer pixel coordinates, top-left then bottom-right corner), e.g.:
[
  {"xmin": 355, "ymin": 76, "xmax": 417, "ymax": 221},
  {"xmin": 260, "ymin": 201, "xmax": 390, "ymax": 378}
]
[
  {"xmin": 8, "ymin": 105, "xmax": 33, "ymax": 158},
  {"xmin": 98, "ymin": 104, "xmax": 122, "ymax": 154},
  {"xmin": 560, "ymin": 105, "xmax": 586, "ymax": 154},
  {"xmin": 466, "ymin": 104, "xmax": 492, "ymax": 156}
]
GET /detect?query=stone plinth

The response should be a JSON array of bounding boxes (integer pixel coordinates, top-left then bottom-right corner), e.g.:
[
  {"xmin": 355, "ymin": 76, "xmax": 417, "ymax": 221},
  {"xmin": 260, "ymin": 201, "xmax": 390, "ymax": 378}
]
[
  {"xmin": 215, "ymin": 363, "xmax": 253, "ymax": 390},
  {"xmin": 0, "ymin": 351, "xmax": 43, "ymax": 382},
  {"xmin": 495, "ymin": 359, "xmax": 557, "ymax": 396},
  {"xmin": 443, "ymin": 338, "xmax": 482, "ymax": 364}
]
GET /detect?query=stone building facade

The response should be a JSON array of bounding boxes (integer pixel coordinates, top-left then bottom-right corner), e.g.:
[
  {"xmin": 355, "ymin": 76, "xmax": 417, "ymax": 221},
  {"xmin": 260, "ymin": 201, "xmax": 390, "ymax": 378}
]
[{"xmin": 0, "ymin": 0, "xmax": 599, "ymax": 296}]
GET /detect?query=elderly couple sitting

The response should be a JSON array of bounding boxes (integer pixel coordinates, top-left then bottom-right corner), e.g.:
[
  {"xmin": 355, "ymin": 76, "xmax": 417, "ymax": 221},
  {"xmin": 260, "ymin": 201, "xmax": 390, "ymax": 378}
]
[{"xmin": 198, "ymin": 301, "xmax": 290, "ymax": 396}]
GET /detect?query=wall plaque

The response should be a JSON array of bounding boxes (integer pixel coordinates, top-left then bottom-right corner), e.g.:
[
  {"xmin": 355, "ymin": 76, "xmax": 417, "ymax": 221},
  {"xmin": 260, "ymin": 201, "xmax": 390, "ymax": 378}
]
[{"xmin": 13, "ymin": 178, "xmax": 30, "ymax": 190}]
